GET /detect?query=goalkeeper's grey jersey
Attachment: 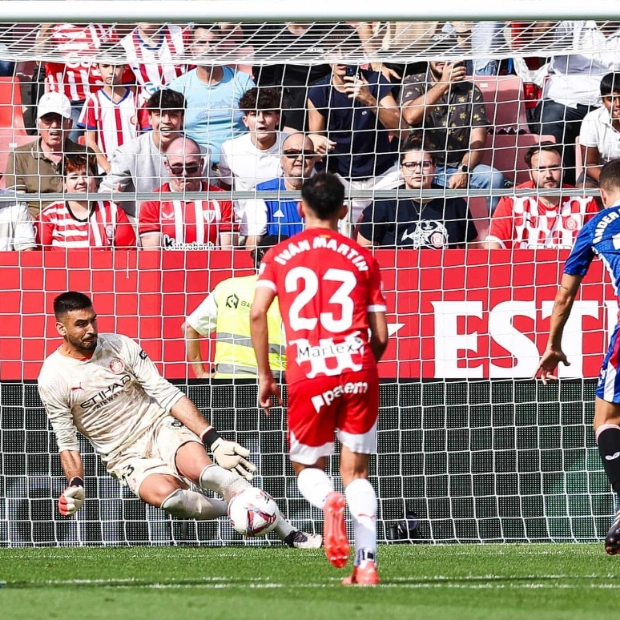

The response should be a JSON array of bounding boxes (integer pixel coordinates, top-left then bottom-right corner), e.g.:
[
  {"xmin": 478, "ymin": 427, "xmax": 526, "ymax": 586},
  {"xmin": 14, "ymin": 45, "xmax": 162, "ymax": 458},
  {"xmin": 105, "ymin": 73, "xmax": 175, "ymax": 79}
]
[{"xmin": 38, "ymin": 333, "xmax": 184, "ymax": 464}]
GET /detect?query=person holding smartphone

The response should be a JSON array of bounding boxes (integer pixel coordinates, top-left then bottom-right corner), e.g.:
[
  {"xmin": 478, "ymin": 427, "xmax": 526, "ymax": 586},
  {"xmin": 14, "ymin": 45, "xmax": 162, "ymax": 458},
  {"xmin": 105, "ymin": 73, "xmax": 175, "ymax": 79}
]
[{"xmin": 307, "ymin": 57, "xmax": 404, "ymax": 236}]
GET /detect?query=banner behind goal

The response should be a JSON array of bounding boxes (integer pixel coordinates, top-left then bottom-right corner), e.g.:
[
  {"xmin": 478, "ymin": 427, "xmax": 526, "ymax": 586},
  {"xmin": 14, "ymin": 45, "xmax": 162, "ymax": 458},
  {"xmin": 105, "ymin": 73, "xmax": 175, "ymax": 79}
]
[{"xmin": 0, "ymin": 14, "xmax": 617, "ymax": 545}]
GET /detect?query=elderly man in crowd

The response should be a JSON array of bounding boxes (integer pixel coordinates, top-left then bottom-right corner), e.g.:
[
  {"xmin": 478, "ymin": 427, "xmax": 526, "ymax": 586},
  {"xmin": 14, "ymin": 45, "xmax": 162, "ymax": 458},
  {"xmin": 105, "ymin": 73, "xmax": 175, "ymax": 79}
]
[
  {"xmin": 241, "ymin": 132, "xmax": 320, "ymax": 250},
  {"xmin": 139, "ymin": 137, "xmax": 236, "ymax": 250},
  {"xmin": 4, "ymin": 92, "xmax": 91, "ymax": 218}
]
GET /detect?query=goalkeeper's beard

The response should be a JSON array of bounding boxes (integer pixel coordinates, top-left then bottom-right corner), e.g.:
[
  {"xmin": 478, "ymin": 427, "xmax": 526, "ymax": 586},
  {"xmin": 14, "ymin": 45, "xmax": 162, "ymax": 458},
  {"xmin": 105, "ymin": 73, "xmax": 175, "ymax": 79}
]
[{"xmin": 66, "ymin": 333, "xmax": 98, "ymax": 353}]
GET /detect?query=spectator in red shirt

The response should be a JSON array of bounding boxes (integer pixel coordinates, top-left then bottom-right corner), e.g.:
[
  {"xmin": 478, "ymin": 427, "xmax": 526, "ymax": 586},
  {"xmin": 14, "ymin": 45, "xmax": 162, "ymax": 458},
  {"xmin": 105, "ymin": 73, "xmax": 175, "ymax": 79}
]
[
  {"xmin": 36, "ymin": 153, "xmax": 136, "ymax": 250},
  {"xmin": 139, "ymin": 137, "xmax": 236, "ymax": 250},
  {"xmin": 485, "ymin": 142, "xmax": 600, "ymax": 249}
]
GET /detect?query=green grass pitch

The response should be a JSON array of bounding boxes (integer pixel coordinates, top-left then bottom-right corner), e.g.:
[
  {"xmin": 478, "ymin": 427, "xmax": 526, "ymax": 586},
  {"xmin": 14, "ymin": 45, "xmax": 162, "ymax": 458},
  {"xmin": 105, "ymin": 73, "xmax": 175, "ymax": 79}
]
[{"xmin": 2, "ymin": 544, "xmax": 620, "ymax": 619}]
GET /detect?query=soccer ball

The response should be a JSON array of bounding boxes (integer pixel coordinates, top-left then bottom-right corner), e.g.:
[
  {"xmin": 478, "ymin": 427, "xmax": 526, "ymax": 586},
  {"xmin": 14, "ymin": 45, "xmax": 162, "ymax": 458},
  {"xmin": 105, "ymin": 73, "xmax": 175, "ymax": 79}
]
[{"xmin": 228, "ymin": 487, "xmax": 279, "ymax": 537}]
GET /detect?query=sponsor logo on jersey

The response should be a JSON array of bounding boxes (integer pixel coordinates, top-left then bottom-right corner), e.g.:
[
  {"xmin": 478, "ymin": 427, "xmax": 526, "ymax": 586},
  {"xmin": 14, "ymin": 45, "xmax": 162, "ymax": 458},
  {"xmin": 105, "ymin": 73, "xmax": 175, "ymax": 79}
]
[
  {"xmin": 71, "ymin": 383, "xmax": 84, "ymax": 393},
  {"xmin": 80, "ymin": 374, "xmax": 132, "ymax": 411},
  {"xmin": 606, "ymin": 452, "xmax": 620, "ymax": 461},
  {"xmin": 109, "ymin": 357, "xmax": 125, "ymax": 373},
  {"xmin": 139, "ymin": 349, "xmax": 148, "ymax": 360},
  {"xmin": 292, "ymin": 333, "xmax": 365, "ymax": 378},
  {"xmin": 311, "ymin": 381, "xmax": 369, "ymax": 413},
  {"xmin": 226, "ymin": 294, "xmax": 239, "ymax": 309}
]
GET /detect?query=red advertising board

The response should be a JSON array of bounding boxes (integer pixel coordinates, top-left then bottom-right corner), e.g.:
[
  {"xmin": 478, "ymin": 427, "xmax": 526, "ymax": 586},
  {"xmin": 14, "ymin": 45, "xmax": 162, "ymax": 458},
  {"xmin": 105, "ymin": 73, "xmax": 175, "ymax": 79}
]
[{"xmin": 0, "ymin": 250, "xmax": 615, "ymax": 380}]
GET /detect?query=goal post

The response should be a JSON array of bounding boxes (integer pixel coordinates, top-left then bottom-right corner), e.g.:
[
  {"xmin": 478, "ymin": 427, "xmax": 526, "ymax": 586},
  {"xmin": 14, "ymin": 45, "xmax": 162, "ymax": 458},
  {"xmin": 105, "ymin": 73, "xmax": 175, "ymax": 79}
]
[{"xmin": 0, "ymin": 10, "xmax": 616, "ymax": 546}]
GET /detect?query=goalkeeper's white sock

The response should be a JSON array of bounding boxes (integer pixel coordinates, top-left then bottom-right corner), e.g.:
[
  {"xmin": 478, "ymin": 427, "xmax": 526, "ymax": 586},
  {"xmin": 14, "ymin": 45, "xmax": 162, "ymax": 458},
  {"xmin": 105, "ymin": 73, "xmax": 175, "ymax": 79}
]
[
  {"xmin": 345, "ymin": 478, "xmax": 377, "ymax": 564},
  {"xmin": 198, "ymin": 464, "xmax": 250, "ymax": 503},
  {"xmin": 160, "ymin": 489, "xmax": 228, "ymax": 520},
  {"xmin": 297, "ymin": 467, "xmax": 334, "ymax": 510},
  {"xmin": 273, "ymin": 512, "xmax": 295, "ymax": 539}
]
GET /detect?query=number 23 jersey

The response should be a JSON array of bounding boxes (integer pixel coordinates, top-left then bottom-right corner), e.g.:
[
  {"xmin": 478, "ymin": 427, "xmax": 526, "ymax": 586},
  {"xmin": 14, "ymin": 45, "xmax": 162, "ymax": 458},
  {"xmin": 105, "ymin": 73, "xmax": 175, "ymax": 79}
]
[{"xmin": 257, "ymin": 228, "xmax": 387, "ymax": 385}]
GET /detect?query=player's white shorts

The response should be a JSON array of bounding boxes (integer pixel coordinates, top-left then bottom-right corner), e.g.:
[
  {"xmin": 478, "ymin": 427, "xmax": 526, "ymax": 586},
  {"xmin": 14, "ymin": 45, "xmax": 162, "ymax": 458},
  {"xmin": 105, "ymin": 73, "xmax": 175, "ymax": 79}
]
[{"xmin": 108, "ymin": 416, "xmax": 201, "ymax": 497}]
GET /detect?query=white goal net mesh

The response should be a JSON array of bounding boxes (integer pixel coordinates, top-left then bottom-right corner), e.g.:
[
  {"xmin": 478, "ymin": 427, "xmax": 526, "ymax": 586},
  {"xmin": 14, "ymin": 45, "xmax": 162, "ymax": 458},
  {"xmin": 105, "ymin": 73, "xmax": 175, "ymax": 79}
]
[{"xmin": 0, "ymin": 18, "xmax": 617, "ymax": 546}]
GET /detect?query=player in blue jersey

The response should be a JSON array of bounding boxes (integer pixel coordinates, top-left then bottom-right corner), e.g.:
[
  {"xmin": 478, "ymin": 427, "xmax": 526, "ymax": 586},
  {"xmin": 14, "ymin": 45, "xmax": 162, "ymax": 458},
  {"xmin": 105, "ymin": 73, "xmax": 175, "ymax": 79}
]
[{"xmin": 538, "ymin": 158, "xmax": 620, "ymax": 554}]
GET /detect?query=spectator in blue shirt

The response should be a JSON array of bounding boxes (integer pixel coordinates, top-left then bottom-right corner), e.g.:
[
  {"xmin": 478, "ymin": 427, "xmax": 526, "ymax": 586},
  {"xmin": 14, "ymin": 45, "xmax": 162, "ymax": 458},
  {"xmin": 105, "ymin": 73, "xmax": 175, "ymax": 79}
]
[
  {"xmin": 307, "ymin": 61, "xmax": 403, "ymax": 234},
  {"xmin": 168, "ymin": 25, "xmax": 255, "ymax": 165},
  {"xmin": 241, "ymin": 133, "xmax": 320, "ymax": 249}
]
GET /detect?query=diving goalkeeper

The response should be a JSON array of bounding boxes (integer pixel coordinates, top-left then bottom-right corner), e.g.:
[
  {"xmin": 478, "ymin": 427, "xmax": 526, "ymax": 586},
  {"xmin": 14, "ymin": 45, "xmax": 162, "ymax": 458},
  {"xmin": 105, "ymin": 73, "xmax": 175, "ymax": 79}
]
[{"xmin": 38, "ymin": 291, "xmax": 320, "ymax": 549}]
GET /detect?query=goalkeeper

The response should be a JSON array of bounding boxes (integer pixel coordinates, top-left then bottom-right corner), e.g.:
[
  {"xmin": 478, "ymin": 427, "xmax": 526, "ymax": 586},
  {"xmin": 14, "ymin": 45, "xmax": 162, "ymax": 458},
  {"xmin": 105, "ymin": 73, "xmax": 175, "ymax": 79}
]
[{"xmin": 38, "ymin": 291, "xmax": 320, "ymax": 549}]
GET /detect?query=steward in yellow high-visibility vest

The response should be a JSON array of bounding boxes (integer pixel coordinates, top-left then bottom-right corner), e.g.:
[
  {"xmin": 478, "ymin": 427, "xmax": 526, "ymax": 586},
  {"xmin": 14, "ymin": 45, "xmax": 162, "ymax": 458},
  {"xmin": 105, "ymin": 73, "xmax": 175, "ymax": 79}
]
[{"xmin": 183, "ymin": 236, "xmax": 286, "ymax": 379}]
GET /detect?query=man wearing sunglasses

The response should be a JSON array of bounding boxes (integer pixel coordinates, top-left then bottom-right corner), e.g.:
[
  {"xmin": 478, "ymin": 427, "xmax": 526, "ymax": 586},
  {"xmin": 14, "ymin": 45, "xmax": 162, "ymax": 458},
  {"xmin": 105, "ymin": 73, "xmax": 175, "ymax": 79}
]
[
  {"xmin": 139, "ymin": 137, "xmax": 236, "ymax": 249},
  {"xmin": 241, "ymin": 133, "xmax": 320, "ymax": 250}
]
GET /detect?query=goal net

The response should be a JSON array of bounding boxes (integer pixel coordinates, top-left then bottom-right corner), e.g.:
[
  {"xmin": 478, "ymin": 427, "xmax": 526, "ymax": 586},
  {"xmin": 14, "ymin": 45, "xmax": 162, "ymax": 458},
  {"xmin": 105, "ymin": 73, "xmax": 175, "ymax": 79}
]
[{"xmin": 0, "ymin": 12, "xmax": 616, "ymax": 546}]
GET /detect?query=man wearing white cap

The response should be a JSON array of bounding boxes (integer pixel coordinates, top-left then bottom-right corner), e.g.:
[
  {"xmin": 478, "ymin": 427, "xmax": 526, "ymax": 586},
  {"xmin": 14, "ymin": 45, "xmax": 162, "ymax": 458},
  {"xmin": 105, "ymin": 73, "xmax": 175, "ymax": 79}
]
[{"xmin": 3, "ymin": 92, "xmax": 92, "ymax": 218}]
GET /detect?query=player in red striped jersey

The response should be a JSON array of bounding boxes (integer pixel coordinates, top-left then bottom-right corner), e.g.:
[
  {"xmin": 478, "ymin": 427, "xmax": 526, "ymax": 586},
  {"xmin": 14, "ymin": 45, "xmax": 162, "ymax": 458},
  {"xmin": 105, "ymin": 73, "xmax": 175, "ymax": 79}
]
[
  {"xmin": 139, "ymin": 137, "xmax": 237, "ymax": 250},
  {"xmin": 485, "ymin": 142, "xmax": 600, "ymax": 249},
  {"xmin": 120, "ymin": 23, "xmax": 189, "ymax": 108},
  {"xmin": 36, "ymin": 154, "xmax": 136, "ymax": 250},
  {"xmin": 250, "ymin": 172, "xmax": 389, "ymax": 585},
  {"xmin": 79, "ymin": 43, "xmax": 141, "ymax": 174}
]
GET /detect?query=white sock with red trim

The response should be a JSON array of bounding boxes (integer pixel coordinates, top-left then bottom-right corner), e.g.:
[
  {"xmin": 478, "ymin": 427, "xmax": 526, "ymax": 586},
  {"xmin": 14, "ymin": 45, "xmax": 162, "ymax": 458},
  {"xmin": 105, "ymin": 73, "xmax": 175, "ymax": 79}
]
[
  {"xmin": 345, "ymin": 478, "xmax": 377, "ymax": 565},
  {"xmin": 297, "ymin": 467, "xmax": 334, "ymax": 510}
]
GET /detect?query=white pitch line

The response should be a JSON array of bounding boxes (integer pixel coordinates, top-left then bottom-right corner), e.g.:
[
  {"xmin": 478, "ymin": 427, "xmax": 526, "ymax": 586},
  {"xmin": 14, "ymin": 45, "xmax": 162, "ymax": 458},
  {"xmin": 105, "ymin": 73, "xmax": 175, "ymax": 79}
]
[{"xmin": 3, "ymin": 578, "xmax": 620, "ymax": 590}]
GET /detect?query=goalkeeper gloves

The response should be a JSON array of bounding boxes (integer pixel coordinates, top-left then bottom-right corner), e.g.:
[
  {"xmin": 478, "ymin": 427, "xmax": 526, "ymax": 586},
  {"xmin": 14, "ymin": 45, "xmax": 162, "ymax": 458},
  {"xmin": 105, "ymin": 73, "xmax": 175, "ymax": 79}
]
[
  {"xmin": 58, "ymin": 477, "xmax": 85, "ymax": 517},
  {"xmin": 201, "ymin": 427, "xmax": 257, "ymax": 481}
]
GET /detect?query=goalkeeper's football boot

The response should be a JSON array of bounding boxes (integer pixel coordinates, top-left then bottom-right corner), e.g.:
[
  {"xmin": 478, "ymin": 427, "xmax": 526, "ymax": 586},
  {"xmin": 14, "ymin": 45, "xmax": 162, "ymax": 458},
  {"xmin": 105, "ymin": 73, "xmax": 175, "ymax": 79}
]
[
  {"xmin": 342, "ymin": 550, "xmax": 379, "ymax": 586},
  {"xmin": 323, "ymin": 491, "xmax": 349, "ymax": 568},
  {"xmin": 605, "ymin": 507, "xmax": 620, "ymax": 554},
  {"xmin": 284, "ymin": 530, "xmax": 323, "ymax": 549}
]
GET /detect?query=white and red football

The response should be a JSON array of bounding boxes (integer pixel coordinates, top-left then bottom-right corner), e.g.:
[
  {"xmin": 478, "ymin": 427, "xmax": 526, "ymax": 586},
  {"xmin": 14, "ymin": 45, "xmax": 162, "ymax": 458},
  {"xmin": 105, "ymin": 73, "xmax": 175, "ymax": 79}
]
[{"xmin": 228, "ymin": 487, "xmax": 279, "ymax": 537}]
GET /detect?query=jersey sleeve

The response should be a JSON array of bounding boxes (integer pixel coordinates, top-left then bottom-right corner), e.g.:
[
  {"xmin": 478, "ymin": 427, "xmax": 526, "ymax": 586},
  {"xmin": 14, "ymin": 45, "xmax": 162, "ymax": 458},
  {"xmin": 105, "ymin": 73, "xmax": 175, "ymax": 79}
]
[
  {"xmin": 36, "ymin": 207, "xmax": 55, "ymax": 248},
  {"xmin": 216, "ymin": 197, "xmax": 236, "ymax": 234},
  {"xmin": 13, "ymin": 202, "xmax": 36, "ymax": 251},
  {"xmin": 120, "ymin": 335, "xmax": 185, "ymax": 412},
  {"xmin": 366, "ymin": 255, "xmax": 387, "ymax": 312},
  {"xmin": 584, "ymin": 198, "xmax": 601, "ymax": 222},
  {"xmin": 307, "ymin": 83, "xmax": 327, "ymax": 116},
  {"xmin": 563, "ymin": 219, "xmax": 596, "ymax": 276},
  {"xmin": 240, "ymin": 199, "xmax": 268, "ymax": 237},
  {"xmin": 114, "ymin": 206, "xmax": 137, "ymax": 247},
  {"xmin": 579, "ymin": 111, "xmax": 600, "ymax": 148},
  {"xmin": 77, "ymin": 96, "xmax": 96, "ymax": 130},
  {"xmin": 459, "ymin": 199, "xmax": 478, "ymax": 245},
  {"xmin": 256, "ymin": 250, "xmax": 278, "ymax": 292},
  {"xmin": 38, "ymin": 372, "xmax": 80, "ymax": 453},
  {"xmin": 358, "ymin": 200, "xmax": 390, "ymax": 245},
  {"xmin": 486, "ymin": 197, "xmax": 515, "ymax": 248},
  {"xmin": 186, "ymin": 290, "xmax": 219, "ymax": 336},
  {"xmin": 218, "ymin": 141, "xmax": 233, "ymax": 187},
  {"xmin": 138, "ymin": 200, "xmax": 161, "ymax": 237}
]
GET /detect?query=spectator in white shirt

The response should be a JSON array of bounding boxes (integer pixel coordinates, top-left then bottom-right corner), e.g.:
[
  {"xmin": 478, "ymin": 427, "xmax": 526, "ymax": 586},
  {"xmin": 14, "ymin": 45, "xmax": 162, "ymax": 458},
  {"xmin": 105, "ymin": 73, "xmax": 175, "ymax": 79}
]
[
  {"xmin": 219, "ymin": 87, "xmax": 287, "ymax": 222},
  {"xmin": 579, "ymin": 72, "xmax": 620, "ymax": 189},
  {"xmin": 531, "ymin": 21, "xmax": 620, "ymax": 183},
  {"xmin": 0, "ymin": 192, "xmax": 36, "ymax": 251}
]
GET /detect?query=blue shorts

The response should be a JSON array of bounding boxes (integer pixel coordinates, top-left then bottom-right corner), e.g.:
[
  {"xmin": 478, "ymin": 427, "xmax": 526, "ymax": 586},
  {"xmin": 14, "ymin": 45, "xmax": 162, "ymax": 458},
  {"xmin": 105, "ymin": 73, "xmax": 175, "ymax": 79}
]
[{"xmin": 597, "ymin": 323, "xmax": 620, "ymax": 403}]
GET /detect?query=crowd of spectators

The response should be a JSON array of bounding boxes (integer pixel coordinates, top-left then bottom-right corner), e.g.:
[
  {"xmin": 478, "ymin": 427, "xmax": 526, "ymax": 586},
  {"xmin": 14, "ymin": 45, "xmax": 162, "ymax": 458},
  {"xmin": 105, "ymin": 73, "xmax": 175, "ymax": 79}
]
[{"xmin": 0, "ymin": 19, "xmax": 619, "ymax": 252}]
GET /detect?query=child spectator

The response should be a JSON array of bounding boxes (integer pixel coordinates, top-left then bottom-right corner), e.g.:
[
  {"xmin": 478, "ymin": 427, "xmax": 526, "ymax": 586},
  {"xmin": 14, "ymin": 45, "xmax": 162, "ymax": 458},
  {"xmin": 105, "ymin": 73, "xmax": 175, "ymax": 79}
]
[
  {"xmin": 78, "ymin": 43, "xmax": 140, "ymax": 173},
  {"xmin": 579, "ymin": 72, "xmax": 620, "ymax": 188}
]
